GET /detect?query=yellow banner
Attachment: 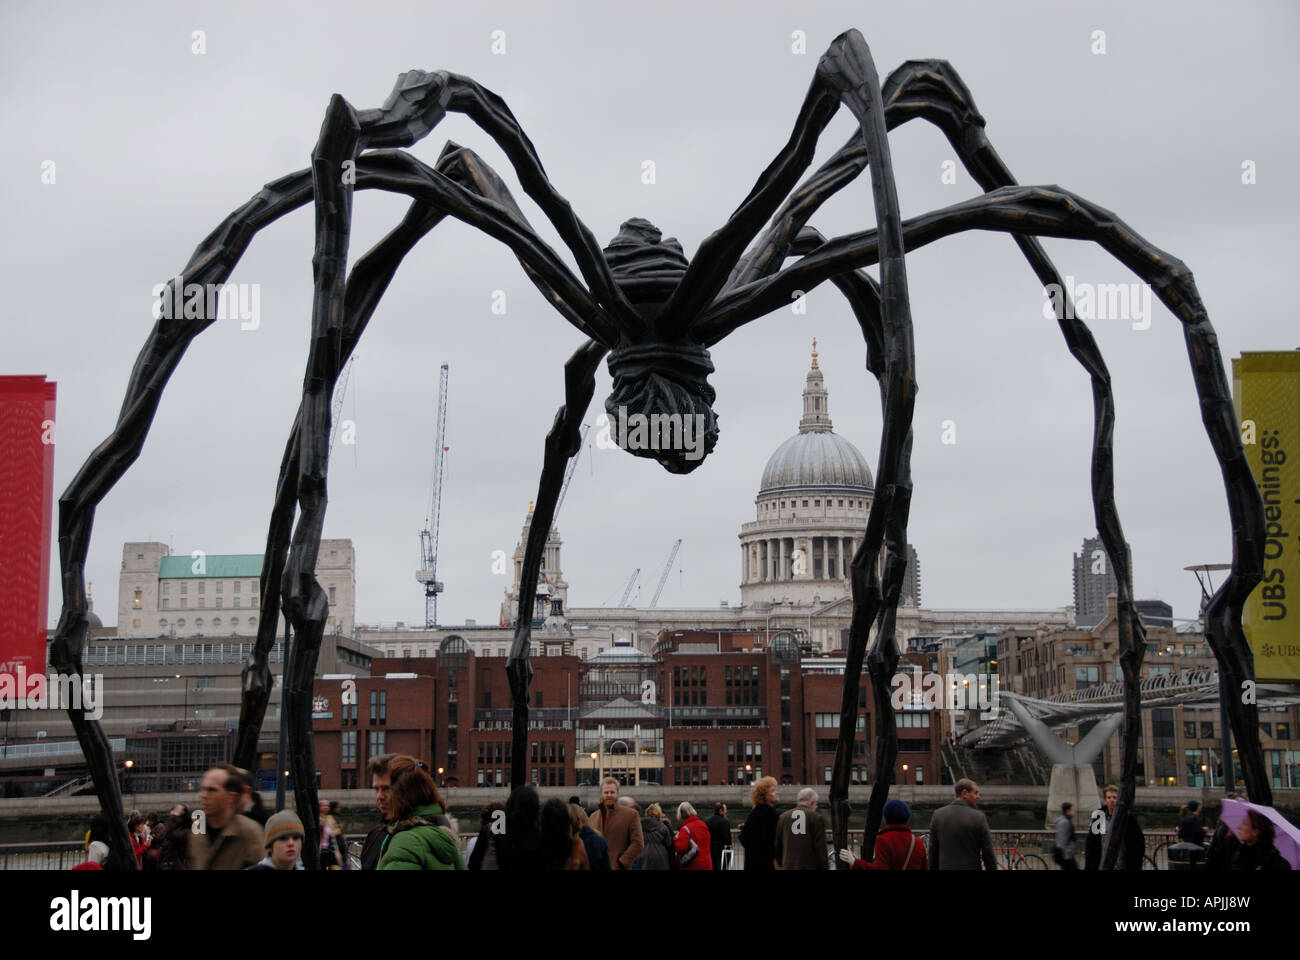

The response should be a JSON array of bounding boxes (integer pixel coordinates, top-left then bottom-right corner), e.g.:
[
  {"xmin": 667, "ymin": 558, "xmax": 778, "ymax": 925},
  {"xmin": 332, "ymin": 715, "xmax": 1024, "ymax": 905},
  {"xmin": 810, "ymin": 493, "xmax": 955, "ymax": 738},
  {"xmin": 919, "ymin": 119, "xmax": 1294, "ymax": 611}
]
[{"xmin": 1232, "ymin": 352, "xmax": 1300, "ymax": 682}]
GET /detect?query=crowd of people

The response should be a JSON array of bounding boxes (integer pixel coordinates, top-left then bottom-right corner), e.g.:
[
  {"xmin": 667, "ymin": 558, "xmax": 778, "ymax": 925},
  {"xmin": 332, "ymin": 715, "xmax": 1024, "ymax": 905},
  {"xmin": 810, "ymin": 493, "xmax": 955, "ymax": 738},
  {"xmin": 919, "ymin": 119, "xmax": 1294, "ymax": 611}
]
[{"xmin": 68, "ymin": 760, "xmax": 1292, "ymax": 871}]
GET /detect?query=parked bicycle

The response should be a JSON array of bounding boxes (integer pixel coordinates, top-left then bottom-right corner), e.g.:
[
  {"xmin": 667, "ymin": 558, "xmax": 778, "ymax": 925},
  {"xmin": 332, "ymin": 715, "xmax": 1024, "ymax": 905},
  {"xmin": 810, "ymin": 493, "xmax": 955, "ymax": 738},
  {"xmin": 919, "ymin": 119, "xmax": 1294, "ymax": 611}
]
[{"xmin": 995, "ymin": 838, "xmax": 1049, "ymax": 870}]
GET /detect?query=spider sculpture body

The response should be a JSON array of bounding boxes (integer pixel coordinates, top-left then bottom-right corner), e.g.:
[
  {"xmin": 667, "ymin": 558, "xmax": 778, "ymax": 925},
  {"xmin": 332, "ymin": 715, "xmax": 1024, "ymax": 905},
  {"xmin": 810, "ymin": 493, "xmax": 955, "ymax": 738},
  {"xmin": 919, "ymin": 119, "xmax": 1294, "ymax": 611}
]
[{"xmin": 51, "ymin": 30, "xmax": 1268, "ymax": 870}]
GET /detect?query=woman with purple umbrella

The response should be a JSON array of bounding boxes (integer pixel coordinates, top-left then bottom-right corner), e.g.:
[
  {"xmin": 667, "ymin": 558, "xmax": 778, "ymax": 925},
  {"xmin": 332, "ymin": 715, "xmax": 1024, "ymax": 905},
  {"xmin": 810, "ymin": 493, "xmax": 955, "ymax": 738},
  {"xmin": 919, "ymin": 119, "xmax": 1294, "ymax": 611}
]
[{"xmin": 1230, "ymin": 810, "xmax": 1292, "ymax": 871}]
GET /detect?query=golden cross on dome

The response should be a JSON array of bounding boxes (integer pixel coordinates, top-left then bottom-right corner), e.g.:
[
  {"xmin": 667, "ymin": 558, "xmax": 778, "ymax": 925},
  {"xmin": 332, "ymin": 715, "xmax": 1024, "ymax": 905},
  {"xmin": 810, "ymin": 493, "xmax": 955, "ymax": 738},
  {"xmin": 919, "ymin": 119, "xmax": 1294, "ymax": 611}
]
[{"xmin": 811, "ymin": 337, "xmax": 819, "ymax": 369}]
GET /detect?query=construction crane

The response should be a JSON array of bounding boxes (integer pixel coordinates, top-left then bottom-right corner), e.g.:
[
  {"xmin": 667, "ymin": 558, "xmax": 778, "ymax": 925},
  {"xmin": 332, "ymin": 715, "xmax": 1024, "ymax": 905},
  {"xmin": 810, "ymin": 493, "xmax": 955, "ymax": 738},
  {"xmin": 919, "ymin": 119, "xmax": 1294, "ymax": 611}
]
[
  {"xmin": 416, "ymin": 364, "xmax": 449, "ymax": 628},
  {"xmin": 612, "ymin": 568, "xmax": 640, "ymax": 607},
  {"xmin": 327, "ymin": 354, "xmax": 356, "ymax": 455},
  {"xmin": 552, "ymin": 423, "xmax": 589, "ymax": 527},
  {"xmin": 648, "ymin": 539, "xmax": 682, "ymax": 608}
]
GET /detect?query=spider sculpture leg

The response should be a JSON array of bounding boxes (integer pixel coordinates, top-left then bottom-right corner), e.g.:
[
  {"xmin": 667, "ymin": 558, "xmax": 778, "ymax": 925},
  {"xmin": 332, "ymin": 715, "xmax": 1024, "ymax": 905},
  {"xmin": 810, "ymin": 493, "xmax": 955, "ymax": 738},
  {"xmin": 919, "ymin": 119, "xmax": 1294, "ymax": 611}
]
[
  {"xmin": 728, "ymin": 57, "xmax": 1149, "ymax": 861},
  {"xmin": 273, "ymin": 95, "xmax": 363, "ymax": 866},
  {"xmin": 234, "ymin": 141, "xmax": 592, "ymax": 769},
  {"xmin": 49, "ymin": 169, "xmax": 326, "ymax": 872},
  {"xmin": 876, "ymin": 68, "xmax": 1153, "ymax": 859},
  {"xmin": 355, "ymin": 70, "xmax": 638, "ymax": 343},
  {"xmin": 792, "ymin": 30, "xmax": 921, "ymax": 869},
  {"xmin": 508, "ymin": 340, "xmax": 606, "ymax": 787},
  {"xmin": 277, "ymin": 125, "xmax": 613, "ymax": 842},
  {"xmin": 706, "ymin": 183, "xmax": 1270, "ymax": 862},
  {"xmin": 55, "ymin": 123, "xmax": 606, "ymax": 849}
]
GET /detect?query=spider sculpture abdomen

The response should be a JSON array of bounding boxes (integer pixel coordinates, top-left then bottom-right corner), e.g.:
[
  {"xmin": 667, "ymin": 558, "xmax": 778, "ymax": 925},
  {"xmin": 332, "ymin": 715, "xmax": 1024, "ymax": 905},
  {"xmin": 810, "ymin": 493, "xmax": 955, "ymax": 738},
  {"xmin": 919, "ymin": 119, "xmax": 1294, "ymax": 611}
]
[{"xmin": 603, "ymin": 219, "xmax": 719, "ymax": 473}]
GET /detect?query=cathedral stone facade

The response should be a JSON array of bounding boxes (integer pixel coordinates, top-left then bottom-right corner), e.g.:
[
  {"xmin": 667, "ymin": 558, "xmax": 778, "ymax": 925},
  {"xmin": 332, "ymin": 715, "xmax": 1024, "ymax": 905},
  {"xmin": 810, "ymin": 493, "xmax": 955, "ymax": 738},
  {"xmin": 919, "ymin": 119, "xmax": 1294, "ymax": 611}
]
[{"xmin": 740, "ymin": 343, "xmax": 919, "ymax": 609}]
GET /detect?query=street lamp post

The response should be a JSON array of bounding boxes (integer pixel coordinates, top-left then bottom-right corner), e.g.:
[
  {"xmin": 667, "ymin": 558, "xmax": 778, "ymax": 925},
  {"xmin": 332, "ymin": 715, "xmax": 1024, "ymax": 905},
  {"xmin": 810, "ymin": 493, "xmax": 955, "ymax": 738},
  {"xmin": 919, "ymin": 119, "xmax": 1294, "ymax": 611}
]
[
  {"xmin": 590, "ymin": 751, "xmax": 599, "ymax": 787},
  {"xmin": 764, "ymin": 601, "xmax": 784, "ymax": 647}
]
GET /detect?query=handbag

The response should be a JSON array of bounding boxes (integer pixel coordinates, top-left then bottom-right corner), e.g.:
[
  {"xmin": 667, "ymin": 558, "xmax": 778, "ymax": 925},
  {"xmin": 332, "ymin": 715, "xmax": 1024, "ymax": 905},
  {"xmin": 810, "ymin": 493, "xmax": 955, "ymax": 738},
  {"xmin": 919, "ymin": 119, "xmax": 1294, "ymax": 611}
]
[
  {"xmin": 677, "ymin": 824, "xmax": 699, "ymax": 866},
  {"xmin": 900, "ymin": 835, "xmax": 918, "ymax": 870}
]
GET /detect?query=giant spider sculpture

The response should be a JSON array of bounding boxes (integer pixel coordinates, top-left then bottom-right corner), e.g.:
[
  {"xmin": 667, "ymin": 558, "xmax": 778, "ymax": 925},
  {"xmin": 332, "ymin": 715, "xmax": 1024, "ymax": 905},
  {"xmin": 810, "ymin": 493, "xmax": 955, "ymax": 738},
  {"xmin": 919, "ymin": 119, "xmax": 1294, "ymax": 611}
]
[{"xmin": 52, "ymin": 30, "xmax": 1269, "ymax": 870}]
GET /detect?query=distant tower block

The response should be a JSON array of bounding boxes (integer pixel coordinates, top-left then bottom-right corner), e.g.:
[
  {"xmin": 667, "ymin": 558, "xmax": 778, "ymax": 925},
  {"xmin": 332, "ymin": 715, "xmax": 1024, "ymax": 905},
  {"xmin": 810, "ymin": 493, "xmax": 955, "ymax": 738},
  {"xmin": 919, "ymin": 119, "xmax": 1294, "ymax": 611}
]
[{"xmin": 1072, "ymin": 536, "xmax": 1131, "ymax": 628}]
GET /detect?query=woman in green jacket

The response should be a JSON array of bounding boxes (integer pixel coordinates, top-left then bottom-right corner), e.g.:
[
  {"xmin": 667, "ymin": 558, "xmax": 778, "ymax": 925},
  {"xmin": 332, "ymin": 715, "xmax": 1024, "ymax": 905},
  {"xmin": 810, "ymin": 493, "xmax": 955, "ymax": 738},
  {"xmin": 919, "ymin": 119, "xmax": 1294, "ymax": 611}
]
[{"xmin": 378, "ymin": 756, "xmax": 466, "ymax": 870}]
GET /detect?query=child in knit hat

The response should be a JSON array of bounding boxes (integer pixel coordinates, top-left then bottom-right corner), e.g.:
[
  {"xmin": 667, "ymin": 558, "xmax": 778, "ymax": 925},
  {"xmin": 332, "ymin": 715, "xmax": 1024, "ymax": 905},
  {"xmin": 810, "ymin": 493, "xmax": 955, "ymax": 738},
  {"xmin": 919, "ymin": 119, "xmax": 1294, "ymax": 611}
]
[
  {"xmin": 246, "ymin": 810, "xmax": 306, "ymax": 870},
  {"xmin": 837, "ymin": 798, "xmax": 928, "ymax": 870}
]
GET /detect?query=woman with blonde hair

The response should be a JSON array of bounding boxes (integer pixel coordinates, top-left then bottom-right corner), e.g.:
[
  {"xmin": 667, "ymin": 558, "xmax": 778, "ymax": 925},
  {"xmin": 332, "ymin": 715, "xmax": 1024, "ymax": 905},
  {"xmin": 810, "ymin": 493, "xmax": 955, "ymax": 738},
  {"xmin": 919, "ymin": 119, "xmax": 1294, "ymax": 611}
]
[
  {"xmin": 740, "ymin": 776, "xmax": 779, "ymax": 871},
  {"xmin": 637, "ymin": 803, "xmax": 673, "ymax": 870},
  {"xmin": 569, "ymin": 803, "xmax": 609, "ymax": 870}
]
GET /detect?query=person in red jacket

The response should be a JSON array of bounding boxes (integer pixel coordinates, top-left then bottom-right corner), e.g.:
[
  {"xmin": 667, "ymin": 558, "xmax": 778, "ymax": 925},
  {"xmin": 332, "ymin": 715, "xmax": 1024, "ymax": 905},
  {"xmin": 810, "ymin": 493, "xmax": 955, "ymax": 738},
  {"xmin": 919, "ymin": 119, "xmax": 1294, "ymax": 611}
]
[
  {"xmin": 127, "ymin": 813, "xmax": 150, "ymax": 868},
  {"xmin": 673, "ymin": 802, "xmax": 714, "ymax": 870},
  {"xmin": 838, "ymin": 799, "xmax": 927, "ymax": 870}
]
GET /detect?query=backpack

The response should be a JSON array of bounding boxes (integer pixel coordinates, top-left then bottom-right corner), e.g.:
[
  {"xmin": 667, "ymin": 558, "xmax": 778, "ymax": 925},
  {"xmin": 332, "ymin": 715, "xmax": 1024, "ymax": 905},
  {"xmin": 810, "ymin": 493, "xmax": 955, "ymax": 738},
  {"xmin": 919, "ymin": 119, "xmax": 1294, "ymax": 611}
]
[{"xmin": 677, "ymin": 823, "xmax": 699, "ymax": 866}]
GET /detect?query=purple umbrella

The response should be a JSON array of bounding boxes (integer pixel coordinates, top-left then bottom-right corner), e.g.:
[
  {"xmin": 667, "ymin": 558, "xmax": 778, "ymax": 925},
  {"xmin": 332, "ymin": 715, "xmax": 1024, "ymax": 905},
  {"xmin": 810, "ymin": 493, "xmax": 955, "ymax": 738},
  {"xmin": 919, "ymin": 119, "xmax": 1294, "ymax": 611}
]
[{"xmin": 1217, "ymin": 798, "xmax": 1300, "ymax": 868}]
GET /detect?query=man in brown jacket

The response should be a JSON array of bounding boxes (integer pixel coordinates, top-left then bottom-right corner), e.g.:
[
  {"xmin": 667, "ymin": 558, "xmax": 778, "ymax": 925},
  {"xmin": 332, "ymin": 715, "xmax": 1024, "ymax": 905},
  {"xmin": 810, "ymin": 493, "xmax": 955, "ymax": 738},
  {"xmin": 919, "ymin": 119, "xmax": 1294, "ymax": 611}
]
[
  {"xmin": 189, "ymin": 764, "xmax": 265, "ymax": 870},
  {"xmin": 589, "ymin": 778, "xmax": 644, "ymax": 869},
  {"xmin": 927, "ymin": 778, "xmax": 997, "ymax": 870},
  {"xmin": 774, "ymin": 787, "xmax": 829, "ymax": 869}
]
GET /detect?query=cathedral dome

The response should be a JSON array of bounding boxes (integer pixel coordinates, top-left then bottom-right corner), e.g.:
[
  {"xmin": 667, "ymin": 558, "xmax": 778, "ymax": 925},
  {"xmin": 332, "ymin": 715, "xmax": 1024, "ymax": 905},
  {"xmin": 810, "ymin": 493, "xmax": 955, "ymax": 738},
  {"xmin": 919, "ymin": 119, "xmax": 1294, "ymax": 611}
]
[
  {"xmin": 758, "ymin": 340, "xmax": 873, "ymax": 497},
  {"xmin": 760, "ymin": 431, "xmax": 874, "ymax": 495}
]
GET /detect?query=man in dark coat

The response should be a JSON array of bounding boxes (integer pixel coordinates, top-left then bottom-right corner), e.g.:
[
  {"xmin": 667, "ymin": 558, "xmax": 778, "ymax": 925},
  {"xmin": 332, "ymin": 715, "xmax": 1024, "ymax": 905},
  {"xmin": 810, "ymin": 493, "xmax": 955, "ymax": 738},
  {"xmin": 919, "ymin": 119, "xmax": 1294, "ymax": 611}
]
[
  {"xmin": 1206, "ymin": 793, "xmax": 1241, "ymax": 871},
  {"xmin": 774, "ymin": 788, "xmax": 829, "ymax": 870},
  {"xmin": 706, "ymin": 802, "xmax": 731, "ymax": 870},
  {"xmin": 361, "ymin": 753, "xmax": 396, "ymax": 870},
  {"xmin": 927, "ymin": 778, "xmax": 996, "ymax": 870},
  {"xmin": 1085, "ymin": 783, "xmax": 1118, "ymax": 870},
  {"xmin": 1085, "ymin": 784, "xmax": 1145, "ymax": 870}
]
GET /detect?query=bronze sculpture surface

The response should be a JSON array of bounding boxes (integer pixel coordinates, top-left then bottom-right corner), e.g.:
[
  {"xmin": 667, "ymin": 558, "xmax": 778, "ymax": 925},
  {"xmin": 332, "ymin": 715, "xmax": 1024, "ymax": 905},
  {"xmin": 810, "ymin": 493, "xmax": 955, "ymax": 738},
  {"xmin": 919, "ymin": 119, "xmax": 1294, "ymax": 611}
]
[{"xmin": 48, "ymin": 29, "xmax": 1268, "ymax": 870}]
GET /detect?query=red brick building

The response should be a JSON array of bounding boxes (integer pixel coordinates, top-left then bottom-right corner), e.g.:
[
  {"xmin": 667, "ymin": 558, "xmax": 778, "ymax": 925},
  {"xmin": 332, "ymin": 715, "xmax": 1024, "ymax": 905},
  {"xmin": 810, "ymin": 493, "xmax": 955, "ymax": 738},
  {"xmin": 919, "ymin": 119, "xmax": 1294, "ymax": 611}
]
[{"xmin": 312, "ymin": 631, "xmax": 943, "ymax": 789}]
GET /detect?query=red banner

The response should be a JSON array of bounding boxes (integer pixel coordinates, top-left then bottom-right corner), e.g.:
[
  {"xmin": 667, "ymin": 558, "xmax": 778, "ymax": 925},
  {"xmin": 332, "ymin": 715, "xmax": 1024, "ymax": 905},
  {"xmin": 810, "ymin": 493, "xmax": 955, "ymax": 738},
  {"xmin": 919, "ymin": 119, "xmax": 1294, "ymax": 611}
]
[{"xmin": 0, "ymin": 376, "xmax": 56, "ymax": 681}]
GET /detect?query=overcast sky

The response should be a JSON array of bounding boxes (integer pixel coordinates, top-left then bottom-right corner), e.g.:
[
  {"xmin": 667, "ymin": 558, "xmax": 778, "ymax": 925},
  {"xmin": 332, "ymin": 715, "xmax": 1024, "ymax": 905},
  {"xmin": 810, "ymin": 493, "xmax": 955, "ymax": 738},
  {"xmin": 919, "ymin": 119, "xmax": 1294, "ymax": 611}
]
[{"xmin": 4, "ymin": 0, "xmax": 1297, "ymax": 631}]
